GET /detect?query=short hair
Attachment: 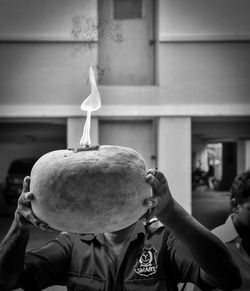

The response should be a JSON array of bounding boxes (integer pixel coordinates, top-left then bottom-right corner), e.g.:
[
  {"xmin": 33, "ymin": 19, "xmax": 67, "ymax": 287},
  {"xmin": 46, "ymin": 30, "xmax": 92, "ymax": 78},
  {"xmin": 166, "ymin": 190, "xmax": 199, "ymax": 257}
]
[{"xmin": 230, "ymin": 169, "xmax": 250, "ymax": 204}]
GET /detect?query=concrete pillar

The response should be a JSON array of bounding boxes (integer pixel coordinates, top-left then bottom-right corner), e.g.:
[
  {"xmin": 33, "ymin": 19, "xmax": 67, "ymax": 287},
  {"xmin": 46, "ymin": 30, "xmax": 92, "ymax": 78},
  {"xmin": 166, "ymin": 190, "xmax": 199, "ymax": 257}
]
[
  {"xmin": 158, "ymin": 117, "xmax": 191, "ymax": 213},
  {"xmin": 237, "ymin": 141, "xmax": 245, "ymax": 175},
  {"xmin": 237, "ymin": 140, "xmax": 250, "ymax": 174},
  {"xmin": 246, "ymin": 141, "xmax": 250, "ymax": 170},
  {"xmin": 67, "ymin": 117, "xmax": 99, "ymax": 148}
]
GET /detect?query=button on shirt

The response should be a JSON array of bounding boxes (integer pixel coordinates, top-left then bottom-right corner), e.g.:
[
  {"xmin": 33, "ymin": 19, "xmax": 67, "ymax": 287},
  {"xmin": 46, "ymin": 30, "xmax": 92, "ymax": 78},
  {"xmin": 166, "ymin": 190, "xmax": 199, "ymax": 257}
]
[
  {"xmin": 213, "ymin": 215, "xmax": 250, "ymax": 291},
  {"xmin": 21, "ymin": 221, "xmax": 206, "ymax": 291}
]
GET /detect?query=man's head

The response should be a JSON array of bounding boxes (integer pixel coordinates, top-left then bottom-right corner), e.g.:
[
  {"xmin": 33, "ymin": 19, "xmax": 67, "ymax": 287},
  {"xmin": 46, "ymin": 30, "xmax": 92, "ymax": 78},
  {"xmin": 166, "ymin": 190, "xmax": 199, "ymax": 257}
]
[{"xmin": 230, "ymin": 170, "xmax": 250, "ymax": 234}]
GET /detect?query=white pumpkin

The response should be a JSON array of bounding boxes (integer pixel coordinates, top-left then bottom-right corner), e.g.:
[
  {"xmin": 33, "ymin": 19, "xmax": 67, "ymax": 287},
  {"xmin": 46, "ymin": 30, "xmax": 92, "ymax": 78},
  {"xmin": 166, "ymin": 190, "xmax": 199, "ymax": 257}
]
[{"xmin": 30, "ymin": 145, "xmax": 151, "ymax": 233}]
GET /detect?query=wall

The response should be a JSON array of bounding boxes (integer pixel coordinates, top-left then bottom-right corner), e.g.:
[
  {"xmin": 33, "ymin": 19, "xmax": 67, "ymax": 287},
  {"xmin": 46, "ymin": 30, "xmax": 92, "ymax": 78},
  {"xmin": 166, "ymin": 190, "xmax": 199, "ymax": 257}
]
[
  {"xmin": 159, "ymin": 0, "xmax": 250, "ymax": 40},
  {"xmin": 192, "ymin": 119, "xmax": 250, "ymax": 141},
  {"xmin": 158, "ymin": 0, "xmax": 250, "ymax": 105},
  {"xmin": 237, "ymin": 140, "xmax": 250, "ymax": 174},
  {"xmin": 0, "ymin": 0, "xmax": 249, "ymax": 115},
  {"xmin": 0, "ymin": 0, "xmax": 97, "ymax": 40},
  {"xmin": 158, "ymin": 43, "xmax": 250, "ymax": 104},
  {"xmin": 98, "ymin": 0, "xmax": 155, "ymax": 85},
  {"xmin": 0, "ymin": 0, "xmax": 98, "ymax": 106},
  {"xmin": 0, "ymin": 43, "xmax": 97, "ymax": 105},
  {"xmin": 99, "ymin": 119, "xmax": 156, "ymax": 169},
  {"xmin": 0, "ymin": 0, "xmax": 249, "ymax": 216}
]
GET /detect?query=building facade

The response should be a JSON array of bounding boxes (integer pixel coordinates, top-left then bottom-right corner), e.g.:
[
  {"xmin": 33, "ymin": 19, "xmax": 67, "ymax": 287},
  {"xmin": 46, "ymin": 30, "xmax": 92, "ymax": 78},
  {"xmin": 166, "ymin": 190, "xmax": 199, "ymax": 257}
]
[{"xmin": 0, "ymin": 0, "xmax": 250, "ymax": 214}]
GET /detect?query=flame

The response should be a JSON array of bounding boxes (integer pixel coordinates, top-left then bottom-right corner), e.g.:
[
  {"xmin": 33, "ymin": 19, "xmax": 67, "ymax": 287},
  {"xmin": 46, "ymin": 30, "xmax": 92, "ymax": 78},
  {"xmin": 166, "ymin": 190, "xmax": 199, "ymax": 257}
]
[{"xmin": 80, "ymin": 66, "xmax": 101, "ymax": 147}]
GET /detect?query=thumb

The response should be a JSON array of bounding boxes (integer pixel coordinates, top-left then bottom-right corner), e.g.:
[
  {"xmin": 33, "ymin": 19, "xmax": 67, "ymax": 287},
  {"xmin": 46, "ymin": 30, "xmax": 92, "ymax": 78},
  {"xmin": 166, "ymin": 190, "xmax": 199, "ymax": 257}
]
[{"xmin": 22, "ymin": 176, "xmax": 31, "ymax": 193}]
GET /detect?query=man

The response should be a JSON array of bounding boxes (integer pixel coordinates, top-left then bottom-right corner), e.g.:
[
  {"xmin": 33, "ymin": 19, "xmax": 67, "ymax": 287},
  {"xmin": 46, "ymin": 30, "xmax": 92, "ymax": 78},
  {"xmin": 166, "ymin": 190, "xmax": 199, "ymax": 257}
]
[
  {"xmin": 0, "ymin": 169, "xmax": 241, "ymax": 291},
  {"xmin": 212, "ymin": 170, "xmax": 250, "ymax": 290}
]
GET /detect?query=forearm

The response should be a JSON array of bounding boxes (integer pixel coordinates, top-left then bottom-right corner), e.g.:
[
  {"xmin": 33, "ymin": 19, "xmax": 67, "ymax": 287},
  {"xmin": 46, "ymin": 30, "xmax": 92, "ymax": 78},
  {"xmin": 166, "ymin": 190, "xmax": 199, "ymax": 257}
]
[
  {"xmin": 158, "ymin": 199, "xmax": 241, "ymax": 289},
  {"xmin": 0, "ymin": 219, "xmax": 30, "ymax": 290}
]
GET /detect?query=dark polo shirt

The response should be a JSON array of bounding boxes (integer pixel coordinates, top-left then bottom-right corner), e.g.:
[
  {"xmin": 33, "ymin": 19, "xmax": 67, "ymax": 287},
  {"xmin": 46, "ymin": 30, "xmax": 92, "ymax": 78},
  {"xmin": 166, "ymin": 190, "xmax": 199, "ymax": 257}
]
[{"xmin": 21, "ymin": 221, "xmax": 203, "ymax": 291}]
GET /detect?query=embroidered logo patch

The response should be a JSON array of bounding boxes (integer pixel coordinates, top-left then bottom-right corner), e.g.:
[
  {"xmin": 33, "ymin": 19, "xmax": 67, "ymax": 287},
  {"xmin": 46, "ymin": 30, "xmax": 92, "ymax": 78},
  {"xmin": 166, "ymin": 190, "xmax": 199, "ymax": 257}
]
[{"xmin": 134, "ymin": 247, "xmax": 158, "ymax": 277}]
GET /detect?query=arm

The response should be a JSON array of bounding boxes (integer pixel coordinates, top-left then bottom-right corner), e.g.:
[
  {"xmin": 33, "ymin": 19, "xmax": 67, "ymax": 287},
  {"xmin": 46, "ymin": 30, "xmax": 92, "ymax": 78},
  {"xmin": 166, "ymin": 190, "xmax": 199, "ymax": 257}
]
[
  {"xmin": 0, "ymin": 177, "xmax": 51, "ymax": 290},
  {"xmin": 145, "ymin": 169, "xmax": 241, "ymax": 290}
]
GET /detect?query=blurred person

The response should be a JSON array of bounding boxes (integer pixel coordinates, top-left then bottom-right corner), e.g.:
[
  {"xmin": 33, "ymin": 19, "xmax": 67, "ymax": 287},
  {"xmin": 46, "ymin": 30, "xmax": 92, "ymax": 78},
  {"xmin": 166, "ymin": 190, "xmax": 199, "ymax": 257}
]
[
  {"xmin": 193, "ymin": 170, "xmax": 250, "ymax": 291},
  {"xmin": 0, "ymin": 169, "xmax": 241, "ymax": 291},
  {"xmin": 213, "ymin": 170, "xmax": 250, "ymax": 290}
]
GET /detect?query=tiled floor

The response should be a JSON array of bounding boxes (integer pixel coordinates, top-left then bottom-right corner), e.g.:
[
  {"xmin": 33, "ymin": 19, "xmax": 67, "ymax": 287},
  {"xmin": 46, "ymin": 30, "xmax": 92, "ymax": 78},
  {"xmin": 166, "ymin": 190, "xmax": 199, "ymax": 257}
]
[{"xmin": 0, "ymin": 190, "xmax": 231, "ymax": 291}]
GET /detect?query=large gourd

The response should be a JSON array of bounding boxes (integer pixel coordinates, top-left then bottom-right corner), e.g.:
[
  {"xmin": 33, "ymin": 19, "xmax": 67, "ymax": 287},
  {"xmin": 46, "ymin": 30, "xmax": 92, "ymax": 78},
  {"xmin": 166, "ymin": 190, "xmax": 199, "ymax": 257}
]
[{"xmin": 30, "ymin": 145, "xmax": 151, "ymax": 234}]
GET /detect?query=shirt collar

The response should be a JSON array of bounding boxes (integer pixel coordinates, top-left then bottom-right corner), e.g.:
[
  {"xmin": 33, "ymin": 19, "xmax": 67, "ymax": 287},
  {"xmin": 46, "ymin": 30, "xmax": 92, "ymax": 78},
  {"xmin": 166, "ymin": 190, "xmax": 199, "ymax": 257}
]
[
  {"xmin": 213, "ymin": 214, "xmax": 240, "ymax": 243},
  {"xmin": 130, "ymin": 220, "xmax": 147, "ymax": 240},
  {"xmin": 79, "ymin": 220, "xmax": 146, "ymax": 244}
]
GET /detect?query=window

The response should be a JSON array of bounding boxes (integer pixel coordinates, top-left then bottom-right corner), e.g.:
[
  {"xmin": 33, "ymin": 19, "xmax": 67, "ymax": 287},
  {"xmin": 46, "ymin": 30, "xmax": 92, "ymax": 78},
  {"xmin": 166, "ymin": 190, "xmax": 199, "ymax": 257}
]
[{"xmin": 113, "ymin": 0, "xmax": 143, "ymax": 19}]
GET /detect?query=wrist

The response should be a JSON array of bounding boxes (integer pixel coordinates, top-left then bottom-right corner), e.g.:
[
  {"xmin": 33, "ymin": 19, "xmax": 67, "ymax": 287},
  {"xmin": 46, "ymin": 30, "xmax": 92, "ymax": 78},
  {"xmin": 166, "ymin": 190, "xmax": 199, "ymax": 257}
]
[
  {"xmin": 13, "ymin": 212, "xmax": 31, "ymax": 234},
  {"xmin": 156, "ymin": 197, "xmax": 176, "ymax": 222}
]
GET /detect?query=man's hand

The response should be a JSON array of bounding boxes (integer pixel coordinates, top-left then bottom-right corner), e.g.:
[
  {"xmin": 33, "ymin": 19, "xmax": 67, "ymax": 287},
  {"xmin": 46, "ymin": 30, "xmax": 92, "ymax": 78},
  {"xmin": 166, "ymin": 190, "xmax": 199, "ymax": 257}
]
[
  {"xmin": 143, "ymin": 169, "xmax": 174, "ymax": 221},
  {"xmin": 14, "ymin": 176, "xmax": 52, "ymax": 231}
]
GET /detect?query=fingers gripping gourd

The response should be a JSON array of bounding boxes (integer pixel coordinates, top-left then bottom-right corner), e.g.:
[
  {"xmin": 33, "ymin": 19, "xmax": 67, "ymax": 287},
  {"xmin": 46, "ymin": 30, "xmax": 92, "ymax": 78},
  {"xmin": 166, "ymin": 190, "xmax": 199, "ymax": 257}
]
[{"xmin": 30, "ymin": 145, "xmax": 151, "ymax": 233}]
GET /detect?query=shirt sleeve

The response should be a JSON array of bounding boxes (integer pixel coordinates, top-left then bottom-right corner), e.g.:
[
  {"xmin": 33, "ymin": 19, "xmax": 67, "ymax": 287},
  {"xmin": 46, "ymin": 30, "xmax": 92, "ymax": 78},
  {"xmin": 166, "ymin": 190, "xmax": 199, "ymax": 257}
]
[
  {"xmin": 165, "ymin": 231, "xmax": 212, "ymax": 290},
  {"xmin": 20, "ymin": 232, "xmax": 72, "ymax": 291}
]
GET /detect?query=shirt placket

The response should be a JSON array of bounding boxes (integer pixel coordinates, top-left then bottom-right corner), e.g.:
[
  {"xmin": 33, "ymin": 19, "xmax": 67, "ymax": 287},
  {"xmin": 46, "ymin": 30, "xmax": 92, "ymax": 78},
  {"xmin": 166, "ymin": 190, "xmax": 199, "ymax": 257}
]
[
  {"xmin": 103, "ymin": 243, "xmax": 118, "ymax": 273},
  {"xmin": 113, "ymin": 237, "xmax": 143, "ymax": 291},
  {"xmin": 97, "ymin": 223, "xmax": 146, "ymax": 291}
]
